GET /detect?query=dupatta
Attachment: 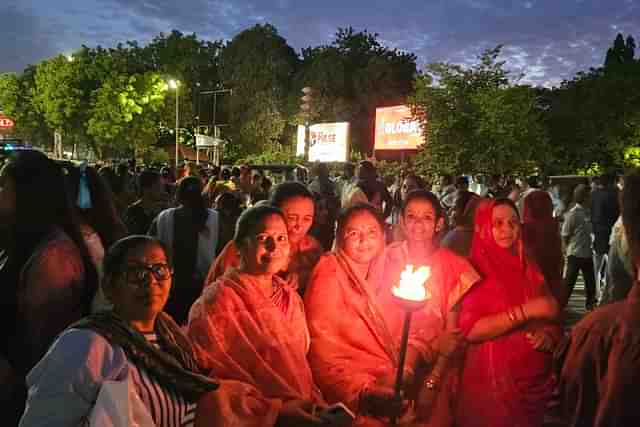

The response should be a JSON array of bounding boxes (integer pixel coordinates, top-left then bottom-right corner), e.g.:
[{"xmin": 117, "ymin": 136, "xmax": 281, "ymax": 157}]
[{"xmin": 457, "ymin": 199, "xmax": 556, "ymax": 427}]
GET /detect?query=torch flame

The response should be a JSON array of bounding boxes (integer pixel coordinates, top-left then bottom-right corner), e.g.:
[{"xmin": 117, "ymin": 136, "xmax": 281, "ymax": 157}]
[{"xmin": 392, "ymin": 265, "xmax": 432, "ymax": 302}]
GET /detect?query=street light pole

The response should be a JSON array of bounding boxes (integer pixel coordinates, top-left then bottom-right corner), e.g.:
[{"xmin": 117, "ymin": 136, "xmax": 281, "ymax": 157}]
[{"xmin": 169, "ymin": 79, "xmax": 180, "ymax": 170}]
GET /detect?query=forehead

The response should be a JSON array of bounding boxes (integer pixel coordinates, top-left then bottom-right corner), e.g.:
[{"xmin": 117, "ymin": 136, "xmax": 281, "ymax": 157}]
[
  {"xmin": 124, "ymin": 243, "xmax": 167, "ymax": 263},
  {"xmin": 405, "ymin": 198, "xmax": 436, "ymax": 214},
  {"xmin": 280, "ymin": 196, "xmax": 314, "ymax": 214},
  {"xmin": 344, "ymin": 210, "xmax": 382, "ymax": 229},
  {"xmin": 254, "ymin": 214, "xmax": 287, "ymax": 233},
  {"xmin": 492, "ymin": 204, "xmax": 518, "ymax": 220}
]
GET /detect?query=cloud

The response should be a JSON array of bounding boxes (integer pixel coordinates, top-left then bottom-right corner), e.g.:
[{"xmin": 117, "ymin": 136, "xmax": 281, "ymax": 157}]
[{"xmin": 2, "ymin": 0, "xmax": 639, "ymax": 87}]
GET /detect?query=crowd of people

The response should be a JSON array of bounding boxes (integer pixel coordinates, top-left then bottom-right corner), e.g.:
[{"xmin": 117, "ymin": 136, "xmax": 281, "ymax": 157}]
[{"xmin": 0, "ymin": 149, "xmax": 637, "ymax": 427}]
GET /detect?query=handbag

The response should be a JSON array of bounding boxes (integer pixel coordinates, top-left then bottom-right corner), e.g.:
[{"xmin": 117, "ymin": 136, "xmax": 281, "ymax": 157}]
[{"xmin": 88, "ymin": 375, "xmax": 156, "ymax": 427}]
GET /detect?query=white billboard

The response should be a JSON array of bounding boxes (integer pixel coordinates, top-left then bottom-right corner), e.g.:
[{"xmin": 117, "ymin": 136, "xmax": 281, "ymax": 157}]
[{"xmin": 296, "ymin": 122, "xmax": 350, "ymax": 162}]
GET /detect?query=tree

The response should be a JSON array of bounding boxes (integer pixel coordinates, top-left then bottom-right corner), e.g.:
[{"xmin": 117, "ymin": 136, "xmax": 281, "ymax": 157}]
[
  {"xmin": 409, "ymin": 46, "xmax": 548, "ymax": 176},
  {"xmin": 87, "ymin": 72, "xmax": 167, "ymax": 158},
  {"xmin": 220, "ymin": 24, "xmax": 299, "ymax": 157},
  {"xmin": 294, "ymin": 27, "xmax": 417, "ymax": 155}
]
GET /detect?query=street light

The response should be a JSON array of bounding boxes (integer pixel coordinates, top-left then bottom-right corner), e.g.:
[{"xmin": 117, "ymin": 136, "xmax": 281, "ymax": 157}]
[{"xmin": 168, "ymin": 79, "xmax": 180, "ymax": 170}]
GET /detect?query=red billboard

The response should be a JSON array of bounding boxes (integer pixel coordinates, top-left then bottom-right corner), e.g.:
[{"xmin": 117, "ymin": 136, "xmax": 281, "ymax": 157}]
[{"xmin": 374, "ymin": 105, "xmax": 423, "ymax": 151}]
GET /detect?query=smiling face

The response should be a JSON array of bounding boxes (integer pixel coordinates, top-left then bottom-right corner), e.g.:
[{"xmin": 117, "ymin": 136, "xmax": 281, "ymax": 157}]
[
  {"xmin": 340, "ymin": 210, "xmax": 385, "ymax": 265},
  {"xmin": 280, "ymin": 196, "xmax": 314, "ymax": 245},
  {"xmin": 104, "ymin": 243, "xmax": 172, "ymax": 325},
  {"xmin": 402, "ymin": 197, "xmax": 442, "ymax": 244},
  {"xmin": 491, "ymin": 203, "xmax": 521, "ymax": 249},
  {"xmin": 240, "ymin": 213, "xmax": 291, "ymax": 275}
]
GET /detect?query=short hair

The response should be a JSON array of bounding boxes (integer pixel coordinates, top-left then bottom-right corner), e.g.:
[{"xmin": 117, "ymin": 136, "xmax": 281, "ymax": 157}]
[
  {"xmin": 234, "ymin": 205, "xmax": 285, "ymax": 250},
  {"xmin": 336, "ymin": 203, "xmax": 385, "ymax": 245},
  {"xmin": 269, "ymin": 181, "xmax": 313, "ymax": 208},
  {"xmin": 102, "ymin": 235, "xmax": 169, "ymax": 290},
  {"xmin": 139, "ymin": 170, "xmax": 161, "ymax": 191},
  {"xmin": 573, "ymin": 184, "xmax": 588, "ymax": 205},
  {"xmin": 527, "ymin": 175, "xmax": 540, "ymax": 188},
  {"xmin": 402, "ymin": 189, "xmax": 444, "ymax": 219},
  {"xmin": 455, "ymin": 176, "xmax": 469, "ymax": 189}
]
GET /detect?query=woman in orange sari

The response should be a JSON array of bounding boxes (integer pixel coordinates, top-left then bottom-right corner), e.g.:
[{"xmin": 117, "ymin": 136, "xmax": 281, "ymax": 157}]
[
  {"xmin": 383, "ymin": 190, "xmax": 481, "ymax": 426},
  {"xmin": 205, "ymin": 182, "xmax": 322, "ymax": 295},
  {"xmin": 188, "ymin": 205, "xmax": 325, "ymax": 426},
  {"xmin": 305, "ymin": 204, "xmax": 402, "ymax": 426},
  {"xmin": 456, "ymin": 198, "xmax": 562, "ymax": 427}
]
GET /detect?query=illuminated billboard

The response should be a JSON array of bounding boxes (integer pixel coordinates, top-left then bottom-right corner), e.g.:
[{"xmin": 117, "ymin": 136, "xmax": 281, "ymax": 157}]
[
  {"xmin": 374, "ymin": 105, "xmax": 423, "ymax": 150},
  {"xmin": 296, "ymin": 122, "xmax": 350, "ymax": 162}
]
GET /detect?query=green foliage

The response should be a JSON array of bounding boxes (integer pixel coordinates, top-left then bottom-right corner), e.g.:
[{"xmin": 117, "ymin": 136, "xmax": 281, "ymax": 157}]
[
  {"xmin": 221, "ymin": 24, "xmax": 299, "ymax": 156},
  {"xmin": 87, "ymin": 72, "xmax": 167, "ymax": 157},
  {"xmin": 240, "ymin": 143, "xmax": 301, "ymax": 165},
  {"xmin": 409, "ymin": 46, "xmax": 546, "ymax": 176}
]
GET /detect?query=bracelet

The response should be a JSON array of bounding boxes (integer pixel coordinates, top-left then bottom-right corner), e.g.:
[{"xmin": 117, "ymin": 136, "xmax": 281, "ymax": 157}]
[
  {"xmin": 424, "ymin": 375, "xmax": 441, "ymax": 390},
  {"xmin": 520, "ymin": 304, "xmax": 527, "ymax": 321},
  {"xmin": 506, "ymin": 308, "xmax": 516, "ymax": 324}
]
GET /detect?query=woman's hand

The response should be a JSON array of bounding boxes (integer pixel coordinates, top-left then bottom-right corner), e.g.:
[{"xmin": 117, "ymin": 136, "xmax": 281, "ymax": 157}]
[
  {"xmin": 359, "ymin": 382, "xmax": 406, "ymax": 420},
  {"xmin": 526, "ymin": 330, "xmax": 556, "ymax": 353},
  {"xmin": 276, "ymin": 399, "xmax": 326, "ymax": 427},
  {"xmin": 523, "ymin": 296, "xmax": 560, "ymax": 321},
  {"xmin": 433, "ymin": 328, "xmax": 466, "ymax": 359}
]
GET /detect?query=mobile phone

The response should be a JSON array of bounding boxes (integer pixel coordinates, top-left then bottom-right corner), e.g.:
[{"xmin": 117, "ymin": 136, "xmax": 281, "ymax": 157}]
[{"xmin": 319, "ymin": 402, "xmax": 356, "ymax": 426}]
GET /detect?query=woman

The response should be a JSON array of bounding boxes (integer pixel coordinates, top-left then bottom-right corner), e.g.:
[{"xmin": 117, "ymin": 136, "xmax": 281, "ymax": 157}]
[
  {"xmin": 388, "ymin": 173, "xmax": 426, "ymax": 242},
  {"xmin": 206, "ymin": 181, "xmax": 322, "ymax": 295},
  {"xmin": 0, "ymin": 151, "xmax": 98, "ymax": 423},
  {"xmin": 384, "ymin": 190, "xmax": 482, "ymax": 425},
  {"xmin": 150, "ymin": 176, "xmax": 219, "ymax": 324},
  {"xmin": 305, "ymin": 203, "xmax": 435, "ymax": 426},
  {"xmin": 188, "ymin": 205, "xmax": 326, "ymax": 426},
  {"xmin": 440, "ymin": 190, "xmax": 480, "ymax": 257},
  {"xmin": 456, "ymin": 199, "xmax": 561, "ymax": 427},
  {"xmin": 19, "ymin": 236, "xmax": 219, "ymax": 427},
  {"xmin": 521, "ymin": 191, "xmax": 564, "ymax": 305}
]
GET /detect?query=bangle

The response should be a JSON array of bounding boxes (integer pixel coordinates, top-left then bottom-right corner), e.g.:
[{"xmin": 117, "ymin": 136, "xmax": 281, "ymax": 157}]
[
  {"xmin": 506, "ymin": 308, "xmax": 516, "ymax": 324},
  {"xmin": 424, "ymin": 375, "xmax": 441, "ymax": 390},
  {"xmin": 519, "ymin": 304, "xmax": 527, "ymax": 321}
]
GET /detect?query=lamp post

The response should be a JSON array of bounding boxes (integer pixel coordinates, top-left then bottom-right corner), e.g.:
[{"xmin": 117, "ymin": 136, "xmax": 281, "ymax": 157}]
[{"xmin": 168, "ymin": 79, "xmax": 180, "ymax": 170}]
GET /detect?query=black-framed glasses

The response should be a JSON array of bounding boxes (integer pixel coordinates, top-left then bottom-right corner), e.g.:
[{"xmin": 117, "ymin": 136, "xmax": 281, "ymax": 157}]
[{"xmin": 122, "ymin": 263, "xmax": 173, "ymax": 286}]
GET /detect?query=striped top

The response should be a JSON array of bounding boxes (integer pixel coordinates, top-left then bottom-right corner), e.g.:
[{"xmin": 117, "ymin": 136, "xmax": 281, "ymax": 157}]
[{"xmin": 133, "ymin": 333, "xmax": 196, "ymax": 427}]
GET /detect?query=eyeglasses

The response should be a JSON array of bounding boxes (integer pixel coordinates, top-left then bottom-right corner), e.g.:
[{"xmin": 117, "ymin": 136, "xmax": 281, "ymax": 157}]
[{"xmin": 122, "ymin": 263, "xmax": 172, "ymax": 286}]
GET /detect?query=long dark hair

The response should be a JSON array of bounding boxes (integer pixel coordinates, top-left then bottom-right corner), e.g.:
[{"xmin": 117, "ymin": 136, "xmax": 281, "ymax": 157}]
[
  {"xmin": 65, "ymin": 163, "xmax": 128, "ymax": 248},
  {"xmin": 2, "ymin": 151, "xmax": 98, "ymax": 311},
  {"xmin": 176, "ymin": 176, "xmax": 208, "ymax": 232}
]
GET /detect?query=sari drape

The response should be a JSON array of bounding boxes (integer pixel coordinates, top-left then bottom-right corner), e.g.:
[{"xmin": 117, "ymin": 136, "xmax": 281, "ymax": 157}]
[
  {"xmin": 457, "ymin": 199, "xmax": 560, "ymax": 427},
  {"xmin": 382, "ymin": 242, "xmax": 480, "ymax": 427},
  {"xmin": 187, "ymin": 270, "xmax": 323, "ymax": 424}
]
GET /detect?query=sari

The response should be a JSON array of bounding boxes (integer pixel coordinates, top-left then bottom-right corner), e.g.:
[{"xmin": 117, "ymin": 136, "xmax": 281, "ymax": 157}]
[
  {"xmin": 457, "ymin": 199, "xmax": 561, "ymax": 427},
  {"xmin": 187, "ymin": 270, "xmax": 323, "ymax": 425},
  {"xmin": 204, "ymin": 234, "xmax": 323, "ymax": 295},
  {"xmin": 305, "ymin": 250, "xmax": 422, "ymax": 426},
  {"xmin": 383, "ymin": 242, "xmax": 480, "ymax": 426}
]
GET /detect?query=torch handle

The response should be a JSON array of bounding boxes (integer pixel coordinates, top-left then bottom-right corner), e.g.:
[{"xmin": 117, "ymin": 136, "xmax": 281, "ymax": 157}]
[{"xmin": 394, "ymin": 310, "xmax": 413, "ymax": 395}]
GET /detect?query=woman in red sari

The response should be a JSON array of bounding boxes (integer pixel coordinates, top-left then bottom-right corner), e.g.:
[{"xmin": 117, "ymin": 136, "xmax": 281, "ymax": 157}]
[
  {"xmin": 188, "ymin": 205, "xmax": 325, "ymax": 426},
  {"xmin": 205, "ymin": 182, "xmax": 322, "ymax": 295},
  {"xmin": 456, "ymin": 198, "xmax": 562, "ymax": 427},
  {"xmin": 383, "ymin": 190, "xmax": 481, "ymax": 426}
]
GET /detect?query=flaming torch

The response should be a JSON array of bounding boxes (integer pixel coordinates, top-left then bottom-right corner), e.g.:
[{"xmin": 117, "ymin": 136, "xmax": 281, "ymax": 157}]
[{"xmin": 390, "ymin": 265, "xmax": 432, "ymax": 422}]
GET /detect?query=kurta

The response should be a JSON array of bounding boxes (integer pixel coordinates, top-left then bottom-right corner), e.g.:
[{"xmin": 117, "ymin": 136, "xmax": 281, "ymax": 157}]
[
  {"xmin": 188, "ymin": 270, "xmax": 323, "ymax": 425},
  {"xmin": 204, "ymin": 234, "xmax": 323, "ymax": 295}
]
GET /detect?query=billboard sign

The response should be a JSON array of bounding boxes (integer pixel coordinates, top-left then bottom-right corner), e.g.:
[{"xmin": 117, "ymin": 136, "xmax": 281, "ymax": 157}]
[
  {"xmin": 296, "ymin": 122, "xmax": 350, "ymax": 162},
  {"xmin": 374, "ymin": 105, "xmax": 423, "ymax": 150}
]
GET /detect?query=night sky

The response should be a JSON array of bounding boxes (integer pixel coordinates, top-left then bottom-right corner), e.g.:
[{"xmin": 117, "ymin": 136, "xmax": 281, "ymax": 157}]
[{"xmin": 2, "ymin": 0, "xmax": 639, "ymax": 87}]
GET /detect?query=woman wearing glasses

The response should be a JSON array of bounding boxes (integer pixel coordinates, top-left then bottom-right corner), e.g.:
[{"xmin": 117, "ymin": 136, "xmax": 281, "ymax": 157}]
[{"xmin": 19, "ymin": 236, "xmax": 219, "ymax": 427}]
